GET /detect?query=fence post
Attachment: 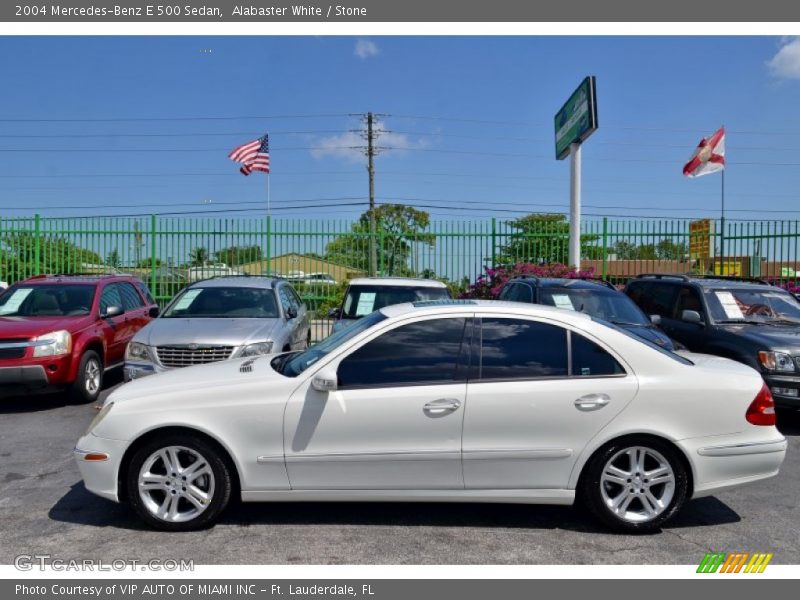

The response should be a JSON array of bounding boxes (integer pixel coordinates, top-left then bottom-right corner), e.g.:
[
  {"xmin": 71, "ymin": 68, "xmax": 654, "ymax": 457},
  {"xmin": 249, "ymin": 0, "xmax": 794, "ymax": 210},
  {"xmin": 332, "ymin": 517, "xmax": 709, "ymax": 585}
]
[
  {"xmin": 150, "ymin": 214, "xmax": 157, "ymax": 293},
  {"xmin": 266, "ymin": 214, "xmax": 272, "ymax": 275},
  {"xmin": 379, "ymin": 222, "xmax": 385, "ymax": 275},
  {"xmin": 33, "ymin": 213, "xmax": 41, "ymax": 276},
  {"xmin": 602, "ymin": 216, "xmax": 608, "ymax": 280},
  {"xmin": 491, "ymin": 217, "xmax": 497, "ymax": 269}
]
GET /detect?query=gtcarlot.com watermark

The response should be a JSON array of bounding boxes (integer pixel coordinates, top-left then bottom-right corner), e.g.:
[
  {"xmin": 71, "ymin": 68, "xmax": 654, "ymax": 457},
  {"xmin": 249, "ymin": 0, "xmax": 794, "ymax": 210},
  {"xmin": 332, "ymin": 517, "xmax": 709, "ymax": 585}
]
[{"xmin": 14, "ymin": 554, "xmax": 194, "ymax": 572}]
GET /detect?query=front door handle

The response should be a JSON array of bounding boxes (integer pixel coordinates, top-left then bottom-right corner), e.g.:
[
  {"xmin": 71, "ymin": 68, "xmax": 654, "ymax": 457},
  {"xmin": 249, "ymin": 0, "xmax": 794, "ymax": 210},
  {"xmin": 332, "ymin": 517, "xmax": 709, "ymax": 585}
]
[
  {"xmin": 574, "ymin": 393, "xmax": 610, "ymax": 411},
  {"xmin": 423, "ymin": 398, "xmax": 462, "ymax": 415}
]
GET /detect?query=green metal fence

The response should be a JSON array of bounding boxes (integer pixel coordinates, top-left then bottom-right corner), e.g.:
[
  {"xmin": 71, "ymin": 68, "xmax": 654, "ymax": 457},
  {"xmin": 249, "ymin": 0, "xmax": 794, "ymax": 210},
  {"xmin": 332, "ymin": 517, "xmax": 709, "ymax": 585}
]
[{"xmin": 2, "ymin": 214, "xmax": 800, "ymax": 315}]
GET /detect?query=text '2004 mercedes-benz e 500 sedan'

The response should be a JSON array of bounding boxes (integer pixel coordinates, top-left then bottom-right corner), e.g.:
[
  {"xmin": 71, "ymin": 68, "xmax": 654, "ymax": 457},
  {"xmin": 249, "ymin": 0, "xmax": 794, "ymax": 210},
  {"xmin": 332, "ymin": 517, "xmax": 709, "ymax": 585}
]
[{"xmin": 74, "ymin": 300, "xmax": 787, "ymax": 533}]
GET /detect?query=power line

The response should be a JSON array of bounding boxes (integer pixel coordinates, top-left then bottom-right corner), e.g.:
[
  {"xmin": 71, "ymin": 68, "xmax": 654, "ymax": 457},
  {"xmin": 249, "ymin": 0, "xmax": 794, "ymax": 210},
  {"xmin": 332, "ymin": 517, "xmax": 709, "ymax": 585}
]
[{"xmin": 0, "ymin": 113, "xmax": 352, "ymax": 123}]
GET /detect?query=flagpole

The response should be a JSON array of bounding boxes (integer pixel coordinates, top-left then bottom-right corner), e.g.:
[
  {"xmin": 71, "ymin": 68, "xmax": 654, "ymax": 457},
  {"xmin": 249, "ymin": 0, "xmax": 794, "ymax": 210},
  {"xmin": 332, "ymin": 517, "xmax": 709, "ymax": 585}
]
[
  {"xmin": 266, "ymin": 170, "xmax": 272, "ymax": 276},
  {"xmin": 720, "ymin": 168, "xmax": 725, "ymax": 275}
]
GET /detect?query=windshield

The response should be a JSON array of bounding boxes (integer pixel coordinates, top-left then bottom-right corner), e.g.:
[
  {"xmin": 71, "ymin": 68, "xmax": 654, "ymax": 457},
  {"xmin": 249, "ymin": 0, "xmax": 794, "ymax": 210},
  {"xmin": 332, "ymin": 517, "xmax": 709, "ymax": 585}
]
[
  {"xmin": 162, "ymin": 286, "xmax": 279, "ymax": 318},
  {"xmin": 704, "ymin": 288, "xmax": 800, "ymax": 323},
  {"xmin": 0, "ymin": 284, "xmax": 96, "ymax": 317},
  {"xmin": 540, "ymin": 288, "xmax": 650, "ymax": 325},
  {"xmin": 593, "ymin": 317, "xmax": 694, "ymax": 365},
  {"xmin": 276, "ymin": 310, "xmax": 388, "ymax": 377},
  {"xmin": 341, "ymin": 285, "xmax": 450, "ymax": 319}
]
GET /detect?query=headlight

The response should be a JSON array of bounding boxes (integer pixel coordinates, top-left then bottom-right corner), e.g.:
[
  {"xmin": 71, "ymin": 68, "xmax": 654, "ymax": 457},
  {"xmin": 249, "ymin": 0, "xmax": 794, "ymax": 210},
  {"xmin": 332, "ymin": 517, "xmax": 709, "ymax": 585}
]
[
  {"xmin": 85, "ymin": 402, "xmax": 114, "ymax": 435},
  {"xmin": 758, "ymin": 351, "xmax": 795, "ymax": 372},
  {"xmin": 32, "ymin": 330, "xmax": 72, "ymax": 357},
  {"xmin": 125, "ymin": 341, "xmax": 152, "ymax": 362},
  {"xmin": 239, "ymin": 341, "xmax": 273, "ymax": 357}
]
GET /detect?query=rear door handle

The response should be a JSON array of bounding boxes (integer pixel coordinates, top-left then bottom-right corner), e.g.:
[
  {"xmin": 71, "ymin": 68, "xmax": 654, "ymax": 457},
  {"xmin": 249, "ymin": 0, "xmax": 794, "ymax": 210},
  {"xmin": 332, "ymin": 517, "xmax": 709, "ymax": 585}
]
[
  {"xmin": 574, "ymin": 393, "xmax": 610, "ymax": 411},
  {"xmin": 423, "ymin": 398, "xmax": 462, "ymax": 415}
]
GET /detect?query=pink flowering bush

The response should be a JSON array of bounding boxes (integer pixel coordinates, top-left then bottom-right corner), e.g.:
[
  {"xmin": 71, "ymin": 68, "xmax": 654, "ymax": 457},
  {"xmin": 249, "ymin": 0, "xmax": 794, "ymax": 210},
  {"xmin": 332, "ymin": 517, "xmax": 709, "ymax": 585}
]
[
  {"xmin": 765, "ymin": 279, "xmax": 800, "ymax": 294},
  {"xmin": 460, "ymin": 262, "xmax": 597, "ymax": 299}
]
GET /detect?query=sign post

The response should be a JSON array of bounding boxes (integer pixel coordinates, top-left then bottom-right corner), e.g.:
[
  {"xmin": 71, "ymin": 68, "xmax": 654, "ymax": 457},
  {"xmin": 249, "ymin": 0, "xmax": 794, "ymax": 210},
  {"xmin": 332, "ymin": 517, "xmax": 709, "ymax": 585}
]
[{"xmin": 554, "ymin": 76, "xmax": 598, "ymax": 269}]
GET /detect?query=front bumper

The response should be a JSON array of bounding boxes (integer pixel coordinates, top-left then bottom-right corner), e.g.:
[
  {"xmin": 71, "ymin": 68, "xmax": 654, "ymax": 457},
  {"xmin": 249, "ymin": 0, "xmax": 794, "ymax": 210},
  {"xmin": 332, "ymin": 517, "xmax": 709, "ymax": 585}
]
[
  {"xmin": 123, "ymin": 361, "xmax": 167, "ymax": 381},
  {"xmin": 74, "ymin": 433, "xmax": 129, "ymax": 503},
  {"xmin": 763, "ymin": 374, "xmax": 800, "ymax": 408},
  {"xmin": 679, "ymin": 434, "xmax": 788, "ymax": 498},
  {"xmin": 0, "ymin": 354, "xmax": 76, "ymax": 395}
]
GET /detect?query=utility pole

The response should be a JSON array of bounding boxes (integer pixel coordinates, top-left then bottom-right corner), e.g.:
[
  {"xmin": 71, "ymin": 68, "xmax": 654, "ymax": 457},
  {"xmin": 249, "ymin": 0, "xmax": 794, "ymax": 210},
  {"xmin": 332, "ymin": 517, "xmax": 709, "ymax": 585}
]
[{"xmin": 367, "ymin": 112, "xmax": 377, "ymax": 277}]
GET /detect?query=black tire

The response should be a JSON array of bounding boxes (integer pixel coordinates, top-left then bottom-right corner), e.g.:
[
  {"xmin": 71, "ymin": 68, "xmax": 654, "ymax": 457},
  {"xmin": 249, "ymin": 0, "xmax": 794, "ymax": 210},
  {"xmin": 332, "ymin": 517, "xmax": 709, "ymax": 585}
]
[
  {"xmin": 70, "ymin": 350, "xmax": 103, "ymax": 403},
  {"xmin": 125, "ymin": 433, "xmax": 232, "ymax": 531},
  {"xmin": 578, "ymin": 436, "xmax": 688, "ymax": 534}
]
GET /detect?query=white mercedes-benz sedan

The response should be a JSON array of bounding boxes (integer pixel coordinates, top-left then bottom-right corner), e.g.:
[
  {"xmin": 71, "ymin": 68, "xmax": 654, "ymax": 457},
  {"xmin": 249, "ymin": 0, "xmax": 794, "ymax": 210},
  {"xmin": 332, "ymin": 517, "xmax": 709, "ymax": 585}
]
[{"xmin": 74, "ymin": 300, "xmax": 787, "ymax": 533}]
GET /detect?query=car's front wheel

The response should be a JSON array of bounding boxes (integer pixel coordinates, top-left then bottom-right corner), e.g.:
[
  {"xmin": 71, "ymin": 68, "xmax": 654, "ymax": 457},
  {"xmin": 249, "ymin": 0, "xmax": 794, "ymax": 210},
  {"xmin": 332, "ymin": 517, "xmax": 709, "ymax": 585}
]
[
  {"xmin": 125, "ymin": 433, "xmax": 232, "ymax": 531},
  {"xmin": 70, "ymin": 350, "xmax": 103, "ymax": 403},
  {"xmin": 579, "ymin": 437, "xmax": 688, "ymax": 533}
]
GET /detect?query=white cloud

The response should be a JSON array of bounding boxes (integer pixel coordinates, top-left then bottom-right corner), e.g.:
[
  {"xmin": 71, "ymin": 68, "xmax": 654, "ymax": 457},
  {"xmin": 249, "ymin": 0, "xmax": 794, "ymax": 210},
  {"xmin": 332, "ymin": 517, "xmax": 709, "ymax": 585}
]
[
  {"xmin": 311, "ymin": 120, "xmax": 431, "ymax": 163},
  {"xmin": 767, "ymin": 37, "xmax": 800, "ymax": 80},
  {"xmin": 354, "ymin": 39, "xmax": 379, "ymax": 59}
]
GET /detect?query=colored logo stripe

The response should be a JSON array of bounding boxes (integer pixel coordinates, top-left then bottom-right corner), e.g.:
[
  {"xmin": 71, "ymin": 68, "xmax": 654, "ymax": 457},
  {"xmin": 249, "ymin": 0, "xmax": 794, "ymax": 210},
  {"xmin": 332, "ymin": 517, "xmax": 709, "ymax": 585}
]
[{"xmin": 697, "ymin": 552, "xmax": 773, "ymax": 573}]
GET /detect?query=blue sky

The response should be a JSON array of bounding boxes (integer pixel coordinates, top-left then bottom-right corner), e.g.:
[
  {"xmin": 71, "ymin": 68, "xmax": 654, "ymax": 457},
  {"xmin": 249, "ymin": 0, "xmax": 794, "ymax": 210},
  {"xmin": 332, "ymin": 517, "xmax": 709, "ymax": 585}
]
[{"xmin": 1, "ymin": 36, "xmax": 800, "ymax": 223}]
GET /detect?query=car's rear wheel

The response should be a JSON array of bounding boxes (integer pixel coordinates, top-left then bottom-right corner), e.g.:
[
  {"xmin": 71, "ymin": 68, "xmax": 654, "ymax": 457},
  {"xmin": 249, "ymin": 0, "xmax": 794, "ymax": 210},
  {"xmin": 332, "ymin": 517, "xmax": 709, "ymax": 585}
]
[
  {"xmin": 70, "ymin": 350, "xmax": 103, "ymax": 403},
  {"xmin": 125, "ymin": 433, "xmax": 232, "ymax": 531},
  {"xmin": 579, "ymin": 437, "xmax": 688, "ymax": 533}
]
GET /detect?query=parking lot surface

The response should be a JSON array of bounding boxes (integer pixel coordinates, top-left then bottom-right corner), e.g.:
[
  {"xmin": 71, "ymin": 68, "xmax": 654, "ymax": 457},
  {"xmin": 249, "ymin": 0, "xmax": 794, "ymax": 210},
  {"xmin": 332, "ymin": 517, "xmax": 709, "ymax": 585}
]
[{"xmin": 1, "ymin": 378, "xmax": 799, "ymax": 565}]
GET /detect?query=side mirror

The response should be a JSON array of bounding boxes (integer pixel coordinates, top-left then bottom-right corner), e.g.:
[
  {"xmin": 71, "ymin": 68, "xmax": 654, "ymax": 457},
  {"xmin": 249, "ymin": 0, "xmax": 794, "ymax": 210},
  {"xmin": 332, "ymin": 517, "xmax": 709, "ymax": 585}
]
[
  {"xmin": 311, "ymin": 368, "xmax": 338, "ymax": 393},
  {"xmin": 649, "ymin": 314, "xmax": 662, "ymax": 326},
  {"xmin": 328, "ymin": 307, "xmax": 341, "ymax": 319},
  {"xmin": 102, "ymin": 305, "xmax": 123, "ymax": 318},
  {"xmin": 681, "ymin": 309, "xmax": 703, "ymax": 324},
  {"xmin": 148, "ymin": 306, "xmax": 160, "ymax": 318},
  {"xmin": 286, "ymin": 307, "xmax": 298, "ymax": 319}
]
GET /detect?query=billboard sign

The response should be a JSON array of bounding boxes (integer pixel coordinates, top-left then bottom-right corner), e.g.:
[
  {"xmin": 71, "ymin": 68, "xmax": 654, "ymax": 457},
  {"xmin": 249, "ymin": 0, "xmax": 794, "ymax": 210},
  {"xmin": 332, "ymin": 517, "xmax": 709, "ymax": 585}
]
[
  {"xmin": 554, "ymin": 76, "xmax": 598, "ymax": 160},
  {"xmin": 689, "ymin": 218, "xmax": 715, "ymax": 260}
]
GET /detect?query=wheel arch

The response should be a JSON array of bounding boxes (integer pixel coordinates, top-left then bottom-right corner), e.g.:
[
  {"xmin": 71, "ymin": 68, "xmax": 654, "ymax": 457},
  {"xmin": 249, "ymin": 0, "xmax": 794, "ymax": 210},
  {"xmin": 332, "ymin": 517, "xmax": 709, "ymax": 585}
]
[
  {"xmin": 571, "ymin": 432, "xmax": 695, "ymax": 498},
  {"xmin": 117, "ymin": 425, "xmax": 243, "ymax": 504},
  {"xmin": 68, "ymin": 336, "xmax": 105, "ymax": 380}
]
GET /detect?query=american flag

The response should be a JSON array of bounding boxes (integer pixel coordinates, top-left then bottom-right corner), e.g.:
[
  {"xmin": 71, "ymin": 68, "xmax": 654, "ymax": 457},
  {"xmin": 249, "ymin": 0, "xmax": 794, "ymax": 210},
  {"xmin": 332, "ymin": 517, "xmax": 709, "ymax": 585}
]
[{"xmin": 228, "ymin": 134, "xmax": 270, "ymax": 176}]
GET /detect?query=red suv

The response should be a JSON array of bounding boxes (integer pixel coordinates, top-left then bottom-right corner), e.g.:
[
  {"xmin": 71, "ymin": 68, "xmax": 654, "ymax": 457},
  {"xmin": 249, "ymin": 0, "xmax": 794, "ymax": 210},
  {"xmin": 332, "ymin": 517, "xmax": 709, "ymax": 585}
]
[{"xmin": 0, "ymin": 274, "xmax": 159, "ymax": 402}]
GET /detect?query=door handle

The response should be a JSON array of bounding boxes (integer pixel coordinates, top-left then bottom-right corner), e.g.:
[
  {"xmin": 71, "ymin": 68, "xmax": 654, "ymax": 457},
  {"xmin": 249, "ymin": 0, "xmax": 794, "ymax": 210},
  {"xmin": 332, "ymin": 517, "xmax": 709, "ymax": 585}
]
[
  {"xmin": 423, "ymin": 398, "xmax": 462, "ymax": 414},
  {"xmin": 574, "ymin": 393, "xmax": 610, "ymax": 411}
]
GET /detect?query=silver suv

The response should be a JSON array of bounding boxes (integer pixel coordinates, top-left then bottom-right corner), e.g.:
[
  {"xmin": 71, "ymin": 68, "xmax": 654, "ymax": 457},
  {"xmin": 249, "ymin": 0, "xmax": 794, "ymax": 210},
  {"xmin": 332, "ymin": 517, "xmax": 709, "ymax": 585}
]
[{"xmin": 124, "ymin": 276, "xmax": 309, "ymax": 380}]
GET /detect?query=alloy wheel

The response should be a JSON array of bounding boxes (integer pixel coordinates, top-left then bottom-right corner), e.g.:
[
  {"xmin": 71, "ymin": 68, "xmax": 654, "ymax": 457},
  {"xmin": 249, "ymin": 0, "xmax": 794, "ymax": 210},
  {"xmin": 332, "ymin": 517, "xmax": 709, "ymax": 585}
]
[{"xmin": 137, "ymin": 446, "xmax": 216, "ymax": 523}]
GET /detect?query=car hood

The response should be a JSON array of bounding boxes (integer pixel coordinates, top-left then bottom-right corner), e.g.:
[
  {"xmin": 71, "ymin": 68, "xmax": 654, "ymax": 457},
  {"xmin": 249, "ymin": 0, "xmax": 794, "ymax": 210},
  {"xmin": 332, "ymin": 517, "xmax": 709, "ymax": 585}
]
[
  {"xmin": 134, "ymin": 317, "xmax": 285, "ymax": 347},
  {"xmin": 618, "ymin": 323, "xmax": 674, "ymax": 350},
  {"xmin": 108, "ymin": 353, "xmax": 284, "ymax": 404},
  {"xmin": 0, "ymin": 315, "xmax": 93, "ymax": 338},
  {"xmin": 718, "ymin": 322, "xmax": 800, "ymax": 350}
]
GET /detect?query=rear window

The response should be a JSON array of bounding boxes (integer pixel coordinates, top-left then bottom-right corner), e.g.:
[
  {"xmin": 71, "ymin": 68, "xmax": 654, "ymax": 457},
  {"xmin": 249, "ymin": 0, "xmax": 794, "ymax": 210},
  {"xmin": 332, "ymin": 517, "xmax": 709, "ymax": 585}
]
[{"xmin": 341, "ymin": 285, "xmax": 450, "ymax": 319}]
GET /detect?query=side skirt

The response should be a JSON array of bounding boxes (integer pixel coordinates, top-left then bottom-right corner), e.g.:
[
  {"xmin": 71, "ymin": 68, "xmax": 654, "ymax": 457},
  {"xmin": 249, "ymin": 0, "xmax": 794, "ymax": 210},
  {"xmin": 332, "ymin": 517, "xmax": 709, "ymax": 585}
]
[{"xmin": 241, "ymin": 489, "xmax": 575, "ymax": 505}]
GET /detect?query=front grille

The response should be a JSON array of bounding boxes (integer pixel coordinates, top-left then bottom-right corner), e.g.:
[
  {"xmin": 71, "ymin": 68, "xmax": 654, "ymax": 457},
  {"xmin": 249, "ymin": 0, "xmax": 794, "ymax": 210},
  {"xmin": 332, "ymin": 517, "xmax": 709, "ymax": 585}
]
[
  {"xmin": 156, "ymin": 345, "xmax": 234, "ymax": 368},
  {"xmin": 0, "ymin": 339, "xmax": 28, "ymax": 360}
]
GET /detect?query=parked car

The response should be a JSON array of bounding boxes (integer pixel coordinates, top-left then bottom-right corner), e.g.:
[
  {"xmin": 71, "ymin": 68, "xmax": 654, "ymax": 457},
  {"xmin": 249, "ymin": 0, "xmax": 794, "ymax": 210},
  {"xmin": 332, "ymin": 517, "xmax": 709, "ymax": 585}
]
[
  {"xmin": 76, "ymin": 299, "xmax": 785, "ymax": 533},
  {"xmin": 328, "ymin": 277, "xmax": 451, "ymax": 333},
  {"xmin": 0, "ymin": 274, "xmax": 158, "ymax": 401},
  {"xmin": 186, "ymin": 263, "xmax": 242, "ymax": 282},
  {"xmin": 625, "ymin": 273, "xmax": 800, "ymax": 409},
  {"xmin": 498, "ymin": 277, "xmax": 676, "ymax": 350},
  {"xmin": 124, "ymin": 276, "xmax": 310, "ymax": 381}
]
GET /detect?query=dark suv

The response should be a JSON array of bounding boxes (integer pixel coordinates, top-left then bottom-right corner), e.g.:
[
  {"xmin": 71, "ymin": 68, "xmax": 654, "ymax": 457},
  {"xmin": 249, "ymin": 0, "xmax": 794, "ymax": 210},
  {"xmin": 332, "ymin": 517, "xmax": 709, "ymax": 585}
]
[
  {"xmin": 625, "ymin": 274, "xmax": 800, "ymax": 409},
  {"xmin": 498, "ymin": 277, "xmax": 675, "ymax": 349},
  {"xmin": 0, "ymin": 274, "xmax": 159, "ymax": 401}
]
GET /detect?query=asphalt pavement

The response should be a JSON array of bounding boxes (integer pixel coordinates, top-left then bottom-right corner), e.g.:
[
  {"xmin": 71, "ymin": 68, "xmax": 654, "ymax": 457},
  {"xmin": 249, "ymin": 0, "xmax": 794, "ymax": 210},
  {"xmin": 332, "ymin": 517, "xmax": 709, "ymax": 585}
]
[{"xmin": 1, "ymin": 375, "xmax": 798, "ymax": 565}]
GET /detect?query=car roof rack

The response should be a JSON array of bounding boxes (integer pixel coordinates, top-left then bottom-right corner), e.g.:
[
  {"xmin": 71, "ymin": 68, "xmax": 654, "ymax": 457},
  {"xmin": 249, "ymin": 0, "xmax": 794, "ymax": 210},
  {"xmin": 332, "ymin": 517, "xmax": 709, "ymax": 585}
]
[
  {"xmin": 633, "ymin": 273, "xmax": 691, "ymax": 281},
  {"xmin": 693, "ymin": 275, "xmax": 772, "ymax": 285}
]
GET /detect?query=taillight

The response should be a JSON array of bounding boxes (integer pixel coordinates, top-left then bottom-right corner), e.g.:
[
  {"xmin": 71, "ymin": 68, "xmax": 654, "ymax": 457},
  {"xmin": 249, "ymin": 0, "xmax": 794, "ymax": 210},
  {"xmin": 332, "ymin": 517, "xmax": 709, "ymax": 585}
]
[{"xmin": 746, "ymin": 383, "xmax": 776, "ymax": 426}]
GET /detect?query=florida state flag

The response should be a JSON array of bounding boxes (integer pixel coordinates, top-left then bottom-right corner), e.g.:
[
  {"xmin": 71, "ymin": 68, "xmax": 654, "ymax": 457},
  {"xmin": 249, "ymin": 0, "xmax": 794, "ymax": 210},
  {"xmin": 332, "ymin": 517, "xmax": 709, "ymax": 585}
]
[{"xmin": 682, "ymin": 127, "xmax": 725, "ymax": 178}]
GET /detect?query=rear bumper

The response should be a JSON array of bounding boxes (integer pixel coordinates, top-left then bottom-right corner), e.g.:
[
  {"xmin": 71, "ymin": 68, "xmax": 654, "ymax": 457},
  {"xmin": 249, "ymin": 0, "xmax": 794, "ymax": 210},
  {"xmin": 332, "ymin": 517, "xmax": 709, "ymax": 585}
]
[{"xmin": 679, "ymin": 435, "xmax": 788, "ymax": 498}]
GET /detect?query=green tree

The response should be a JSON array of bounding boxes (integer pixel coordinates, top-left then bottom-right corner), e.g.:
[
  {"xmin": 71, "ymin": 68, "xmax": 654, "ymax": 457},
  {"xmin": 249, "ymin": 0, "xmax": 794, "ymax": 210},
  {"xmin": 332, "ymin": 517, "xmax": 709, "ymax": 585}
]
[
  {"xmin": 214, "ymin": 245, "xmax": 263, "ymax": 266},
  {"xmin": 656, "ymin": 239, "xmax": 688, "ymax": 260},
  {"xmin": 496, "ymin": 214, "xmax": 599, "ymax": 266},
  {"xmin": 1, "ymin": 233, "xmax": 102, "ymax": 276},
  {"xmin": 135, "ymin": 257, "xmax": 163, "ymax": 268},
  {"xmin": 325, "ymin": 204, "xmax": 435, "ymax": 276},
  {"xmin": 189, "ymin": 246, "xmax": 209, "ymax": 267},
  {"xmin": 106, "ymin": 248, "xmax": 122, "ymax": 270}
]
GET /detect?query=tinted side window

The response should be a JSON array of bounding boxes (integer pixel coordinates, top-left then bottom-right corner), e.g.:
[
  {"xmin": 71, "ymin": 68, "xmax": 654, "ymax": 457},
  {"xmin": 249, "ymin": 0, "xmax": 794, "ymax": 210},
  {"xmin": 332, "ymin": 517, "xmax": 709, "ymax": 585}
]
[
  {"xmin": 498, "ymin": 284, "xmax": 514, "ymax": 301},
  {"xmin": 99, "ymin": 284, "xmax": 123, "ymax": 313},
  {"xmin": 118, "ymin": 282, "xmax": 145, "ymax": 312},
  {"xmin": 675, "ymin": 286, "xmax": 704, "ymax": 319},
  {"xmin": 338, "ymin": 318, "xmax": 468, "ymax": 388},
  {"xmin": 571, "ymin": 333, "xmax": 625, "ymax": 376},
  {"xmin": 479, "ymin": 318, "xmax": 568, "ymax": 380},
  {"xmin": 278, "ymin": 286, "xmax": 293, "ymax": 313},
  {"xmin": 627, "ymin": 282, "xmax": 679, "ymax": 318},
  {"xmin": 135, "ymin": 281, "xmax": 155, "ymax": 304}
]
